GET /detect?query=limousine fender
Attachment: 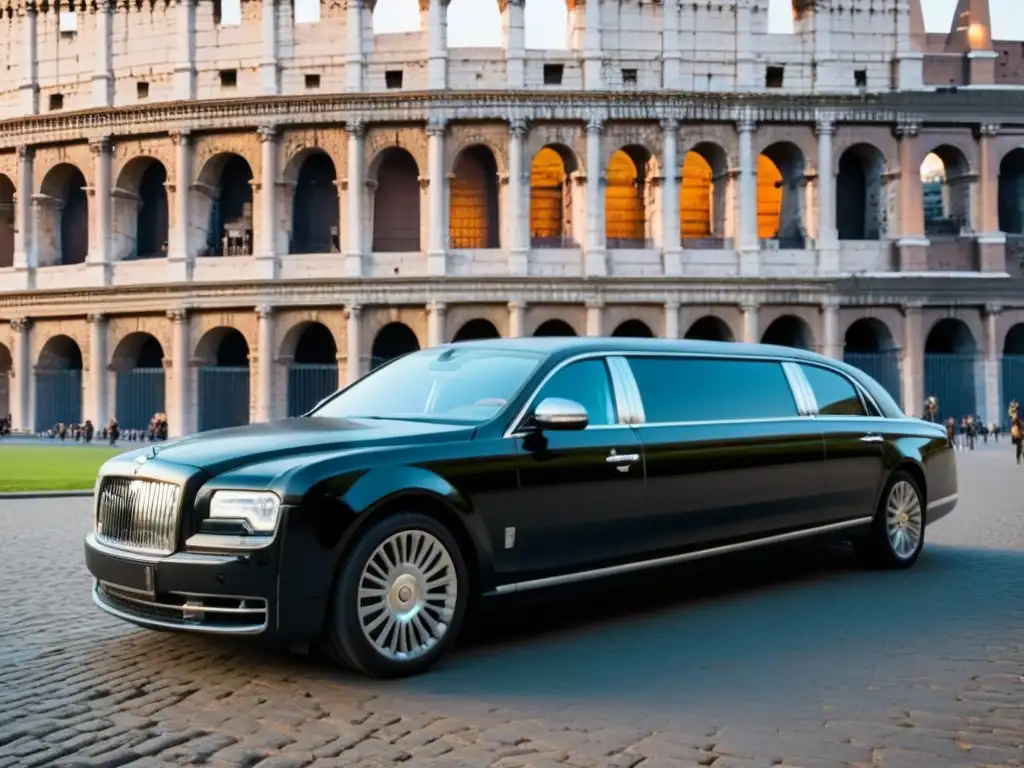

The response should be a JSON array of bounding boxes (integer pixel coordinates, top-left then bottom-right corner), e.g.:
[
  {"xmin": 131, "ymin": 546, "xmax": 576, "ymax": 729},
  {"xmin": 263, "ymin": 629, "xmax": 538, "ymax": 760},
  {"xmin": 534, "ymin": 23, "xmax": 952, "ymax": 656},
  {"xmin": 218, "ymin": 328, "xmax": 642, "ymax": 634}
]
[{"xmin": 881, "ymin": 431, "xmax": 957, "ymax": 516}]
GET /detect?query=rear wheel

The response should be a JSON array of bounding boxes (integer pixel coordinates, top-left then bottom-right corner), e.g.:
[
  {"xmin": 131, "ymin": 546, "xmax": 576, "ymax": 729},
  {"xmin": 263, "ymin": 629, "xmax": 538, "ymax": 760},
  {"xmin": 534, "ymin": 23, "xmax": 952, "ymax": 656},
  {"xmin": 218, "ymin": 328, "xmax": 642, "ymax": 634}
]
[
  {"xmin": 855, "ymin": 471, "xmax": 925, "ymax": 569},
  {"xmin": 324, "ymin": 512, "xmax": 468, "ymax": 678}
]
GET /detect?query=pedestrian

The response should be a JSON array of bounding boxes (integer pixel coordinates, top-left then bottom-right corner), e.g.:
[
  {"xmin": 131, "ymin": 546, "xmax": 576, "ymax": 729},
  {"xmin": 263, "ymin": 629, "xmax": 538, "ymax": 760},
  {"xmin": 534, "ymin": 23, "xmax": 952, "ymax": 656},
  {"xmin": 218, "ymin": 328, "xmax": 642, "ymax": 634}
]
[{"xmin": 1012, "ymin": 414, "xmax": 1023, "ymax": 465}]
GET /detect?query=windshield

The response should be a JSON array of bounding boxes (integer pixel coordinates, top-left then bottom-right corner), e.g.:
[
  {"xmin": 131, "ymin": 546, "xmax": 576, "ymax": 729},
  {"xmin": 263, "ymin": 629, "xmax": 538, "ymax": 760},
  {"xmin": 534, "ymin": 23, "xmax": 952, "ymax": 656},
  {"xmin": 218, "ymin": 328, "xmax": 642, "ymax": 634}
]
[{"xmin": 311, "ymin": 346, "xmax": 545, "ymax": 424}]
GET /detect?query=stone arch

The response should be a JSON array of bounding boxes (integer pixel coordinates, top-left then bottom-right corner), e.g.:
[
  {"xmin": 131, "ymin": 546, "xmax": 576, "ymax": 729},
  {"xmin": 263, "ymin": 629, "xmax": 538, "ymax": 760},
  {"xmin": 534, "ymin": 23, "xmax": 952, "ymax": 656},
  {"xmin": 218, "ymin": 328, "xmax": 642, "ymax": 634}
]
[
  {"xmin": 38, "ymin": 334, "xmax": 83, "ymax": 369},
  {"xmin": 998, "ymin": 147, "xmax": 1024, "ymax": 235},
  {"xmin": 757, "ymin": 142, "xmax": 805, "ymax": 246},
  {"xmin": 533, "ymin": 319, "xmax": 577, "ymax": 337},
  {"xmin": 370, "ymin": 147, "xmax": 421, "ymax": 253},
  {"xmin": 111, "ymin": 332, "xmax": 166, "ymax": 431},
  {"xmin": 680, "ymin": 142, "xmax": 729, "ymax": 247},
  {"xmin": 836, "ymin": 144, "xmax": 888, "ymax": 241},
  {"xmin": 371, "ymin": 322, "xmax": 420, "ymax": 370},
  {"xmin": 196, "ymin": 153, "xmax": 254, "ymax": 257},
  {"xmin": 845, "ymin": 317, "xmax": 896, "ymax": 353},
  {"xmin": 685, "ymin": 315, "xmax": 734, "ymax": 342},
  {"xmin": 194, "ymin": 326, "xmax": 250, "ymax": 365},
  {"xmin": 286, "ymin": 149, "xmax": 339, "ymax": 254},
  {"xmin": 452, "ymin": 319, "xmax": 501, "ymax": 342},
  {"xmin": 761, "ymin": 315, "xmax": 813, "ymax": 350},
  {"xmin": 285, "ymin": 321, "xmax": 340, "ymax": 417},
  {"xmin": 529, "ymin": 144, "xmax": 579, "ymax": 248},
  {"xmin": 925, "ymin": 317, "xmax": 977, "ymax": 355},
  {"xmin": 0, "ymin": 174, "xmax": 13, "ymax": 269},
  {"xmin": 1004, "ymin": 323, "xmax": 1024, "ymax": 356},
  {"xmin": 612, "ymin": 319, "xmax": 654, "ymax": 338},
  {"xmin": 924, "ymin": 317, "xmax": 979, "ymax": 421},
  {"xmin": 111, "ymin": 332, "xmax": 165, "ymax": 371},
  {"xmin": 113, "ymin": 157, "xmax": 169, "ymax": 261},
  {"xmin": 1002, "ymin": 322, "xmax": 1024, "ymax": 425},
  {"xmin": 606, "ymin": 145, "xmax": 657, "ymax": 248},
  {"xmin": 35, "ymin": 334, "xmax": 83, "ymax": 429},
  {"xmin": 280, "ymin": 320, "xmax": 338, "ymax": 362},
  {"xmin": 921, "ymin": 145, "xmax": 972, "ymax": 236},
  {"xmin": 195, "ymin": 327, "xmax": 251, "ymax": 432},
  {"xmin": 0, "ymin": 342, "xmax": 9, "ymax": 421},
  {"xmin": 38, "ymin": 163, "xmax": 88, "ymax": 266},
  {"xmin": 450, "ymin": 145, "xmax": 500, "ymax": 249},
  {"xmin": 842, "ymin": 317, "xmax": 901, "ymax": 402}
]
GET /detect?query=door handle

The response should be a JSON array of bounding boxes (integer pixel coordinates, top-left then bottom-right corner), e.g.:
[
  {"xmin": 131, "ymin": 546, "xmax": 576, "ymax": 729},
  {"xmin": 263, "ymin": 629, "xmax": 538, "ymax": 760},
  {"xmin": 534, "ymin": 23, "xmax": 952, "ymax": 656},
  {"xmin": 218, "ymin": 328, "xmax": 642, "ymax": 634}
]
[
  {"xmin": 860, "ymin": 434, "xmax": 884, "ymax": 444},
  {"xmin": 606, "ymin": 451, "xmax": 640, "ymax": 466}
]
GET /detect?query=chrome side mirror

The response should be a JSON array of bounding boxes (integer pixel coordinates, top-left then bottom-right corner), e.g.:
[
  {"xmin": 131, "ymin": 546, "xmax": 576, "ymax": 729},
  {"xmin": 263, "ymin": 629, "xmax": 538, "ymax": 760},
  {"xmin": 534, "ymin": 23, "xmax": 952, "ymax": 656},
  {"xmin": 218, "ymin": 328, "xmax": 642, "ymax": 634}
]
[{"xmin": 532, "ymin": 397, "xmax": 589, "ymax": 431}]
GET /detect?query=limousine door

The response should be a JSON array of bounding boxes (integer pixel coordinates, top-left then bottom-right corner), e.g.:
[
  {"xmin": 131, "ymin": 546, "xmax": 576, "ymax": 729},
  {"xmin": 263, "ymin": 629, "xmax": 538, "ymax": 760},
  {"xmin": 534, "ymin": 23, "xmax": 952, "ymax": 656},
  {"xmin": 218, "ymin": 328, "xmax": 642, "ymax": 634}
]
[{"xmin": 503, "ymin": 357, "xmax": 646, "ymax": 579}]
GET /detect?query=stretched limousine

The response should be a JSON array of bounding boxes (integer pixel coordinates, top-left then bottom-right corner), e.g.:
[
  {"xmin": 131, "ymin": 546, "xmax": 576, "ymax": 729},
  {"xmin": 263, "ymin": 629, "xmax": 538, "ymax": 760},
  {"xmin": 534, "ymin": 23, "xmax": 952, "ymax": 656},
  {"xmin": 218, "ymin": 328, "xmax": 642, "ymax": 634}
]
[{"xmin": 84, "ymin": 337, "xmax": 957, "ymax": 678}]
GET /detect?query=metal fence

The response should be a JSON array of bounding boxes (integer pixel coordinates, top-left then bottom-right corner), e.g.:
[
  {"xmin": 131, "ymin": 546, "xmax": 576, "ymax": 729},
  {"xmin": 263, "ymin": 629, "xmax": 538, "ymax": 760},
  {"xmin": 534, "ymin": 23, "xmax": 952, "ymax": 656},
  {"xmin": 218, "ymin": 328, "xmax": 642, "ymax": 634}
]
[
  {"xmin": 843, "ymin": 351, "xmax": 902, "ymax": 405},
  {"xmin": 197, "ymin": 366, "xmax": 250, "ymax": 432},
  {"xmin": 115, "ymin": 369, "xmax": 166, "ymax": 431},
  {"xmin": 287, "ymin": 364, "xmax": 338, "ymax": 417},
  {"xmin": 35, "ymin": 369, "xmax": 82, "ymax": 428},
  {"xmin": 924, "ymin": 353, "xmax": 980, "ymax": 422},
  {"xmin": 1002, "ymin": 355, "xmax": 1024, "ymax": 425}
]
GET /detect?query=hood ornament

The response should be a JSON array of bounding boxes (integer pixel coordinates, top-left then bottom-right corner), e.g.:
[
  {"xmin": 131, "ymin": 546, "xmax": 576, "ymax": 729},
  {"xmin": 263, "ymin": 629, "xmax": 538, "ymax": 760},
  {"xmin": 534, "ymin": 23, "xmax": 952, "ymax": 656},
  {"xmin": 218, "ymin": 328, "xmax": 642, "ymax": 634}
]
[{"xmin": 133, "ymin": 453, "xmax": 149, "ymax": 474}]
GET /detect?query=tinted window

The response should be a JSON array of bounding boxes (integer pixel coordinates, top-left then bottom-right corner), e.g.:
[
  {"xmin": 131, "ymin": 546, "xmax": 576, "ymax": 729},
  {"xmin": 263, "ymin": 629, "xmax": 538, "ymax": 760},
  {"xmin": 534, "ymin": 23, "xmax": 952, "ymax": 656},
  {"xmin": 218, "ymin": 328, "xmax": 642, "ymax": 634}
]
[
  {"xmin": 533, "ymin": 358, "xmax": 617, "ymax": 426},
  {"xmin": 800, "ymin": 364, "xmax": 867, "ymax": 416},
  {"xmin": 626, "ymin": 357, "xmax": 799, "ymax": 423}
]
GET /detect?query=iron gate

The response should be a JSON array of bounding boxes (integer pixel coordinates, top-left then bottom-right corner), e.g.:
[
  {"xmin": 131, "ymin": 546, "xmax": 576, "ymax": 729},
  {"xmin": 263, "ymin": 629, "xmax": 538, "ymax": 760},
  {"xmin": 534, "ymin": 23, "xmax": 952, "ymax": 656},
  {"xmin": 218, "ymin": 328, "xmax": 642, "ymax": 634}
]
[
  {"xmin": 115, "ymin": 369, "xmax": 166, "ymax": 431},
  {"xmin": 843, "ymin": 351, "xmax": 902, "ymax": 405},
  {"xmin": 197, "ymin": 366, "xmax": 250, "ymax": 432},
  {"xmin": 35, "ymin": 369, "xmax": 82, "ymax": 429},
  {"xmin": 924, "ymin": 353, "xmax": 979, "ymax": 422},
  {"xmin": 1002, "ymin": 355, "xmax": 1024, "ymax": 426},
  {"xmin": 287, "ymin": 364, "xmax": 338, "ymax": 417}
]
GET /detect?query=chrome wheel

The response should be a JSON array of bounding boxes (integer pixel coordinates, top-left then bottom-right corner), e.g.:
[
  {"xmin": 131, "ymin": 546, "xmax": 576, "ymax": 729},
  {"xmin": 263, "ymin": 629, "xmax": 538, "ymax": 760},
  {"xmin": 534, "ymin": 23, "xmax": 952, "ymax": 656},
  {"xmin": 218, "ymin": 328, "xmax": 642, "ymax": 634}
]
[
  {"xmin": 356, "ymin": 530, "xmax": 458, "ymax": 662},
  {"xmin": 885, "ymin": 480, "xmax": 923, "ymax": 559}
]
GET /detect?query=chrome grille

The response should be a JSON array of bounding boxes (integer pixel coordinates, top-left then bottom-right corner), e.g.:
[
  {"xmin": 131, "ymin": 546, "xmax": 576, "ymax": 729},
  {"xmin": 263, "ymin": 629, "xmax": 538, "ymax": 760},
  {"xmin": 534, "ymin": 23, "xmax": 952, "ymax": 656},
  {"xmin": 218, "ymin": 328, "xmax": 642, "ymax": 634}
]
[{"xmin": 95, "ymin": 477, "xmax": 182, "ymax": 555}]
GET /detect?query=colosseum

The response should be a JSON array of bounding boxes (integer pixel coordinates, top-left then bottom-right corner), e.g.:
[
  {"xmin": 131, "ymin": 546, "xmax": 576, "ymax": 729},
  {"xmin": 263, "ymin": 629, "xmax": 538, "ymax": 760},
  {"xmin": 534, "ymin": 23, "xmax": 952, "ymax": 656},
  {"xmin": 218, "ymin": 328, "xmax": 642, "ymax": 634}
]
[{"xmin": 0, "ymin": 0, "xmax": 1021, "ymax": 436}]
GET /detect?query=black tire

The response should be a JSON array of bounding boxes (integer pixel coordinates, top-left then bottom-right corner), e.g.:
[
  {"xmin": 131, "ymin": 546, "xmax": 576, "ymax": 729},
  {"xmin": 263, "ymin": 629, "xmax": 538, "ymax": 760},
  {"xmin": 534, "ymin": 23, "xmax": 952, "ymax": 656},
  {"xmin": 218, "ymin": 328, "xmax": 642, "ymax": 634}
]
[
  {"xmin": 323, "ymin": 511, "xmax": 469, "ymax": 678},
  {"xmin": 855, "ymin": 470, "xmax": 926, "ymax": 570}
]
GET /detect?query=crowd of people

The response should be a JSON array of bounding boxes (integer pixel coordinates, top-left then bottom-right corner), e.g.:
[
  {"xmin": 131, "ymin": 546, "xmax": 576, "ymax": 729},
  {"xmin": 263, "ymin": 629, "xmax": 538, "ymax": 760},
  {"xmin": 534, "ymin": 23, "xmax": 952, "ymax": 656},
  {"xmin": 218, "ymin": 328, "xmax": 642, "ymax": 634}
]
[{"xmin": 34, "ymin": 412, "xmax": 170, "ymax": 446}]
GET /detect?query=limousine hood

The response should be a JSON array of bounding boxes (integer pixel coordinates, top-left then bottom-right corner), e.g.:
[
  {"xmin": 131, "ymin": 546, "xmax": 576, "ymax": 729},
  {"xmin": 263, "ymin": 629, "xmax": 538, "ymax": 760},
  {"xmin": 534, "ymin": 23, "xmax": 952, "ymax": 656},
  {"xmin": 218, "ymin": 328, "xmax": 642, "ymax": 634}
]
[{"xmin": 124, "ymin": 417, "xmax": 475, "ymax": 477}]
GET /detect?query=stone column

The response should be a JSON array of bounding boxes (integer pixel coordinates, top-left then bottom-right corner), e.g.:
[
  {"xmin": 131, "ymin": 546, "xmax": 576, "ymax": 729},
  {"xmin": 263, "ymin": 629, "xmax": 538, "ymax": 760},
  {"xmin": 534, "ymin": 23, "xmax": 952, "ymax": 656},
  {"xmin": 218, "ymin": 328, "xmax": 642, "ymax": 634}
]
[
  {"xmin": 661, "ymin": 2, "xmax": 681, "ymax": 89},
  {"xmin": 10, "ymin": 319, "xmax": 32, "ymax": 433},
  {"xmin": 345, "ymin": 119, "xmax": 365, "ymax": 277},
  {"xmin": 820, "ymin": 297, "xmax": 841, "ymax": 359},
  {"xmin": 584, "ymin": 116, "xmax": 606, "ymax": 276},
  {"xmin": 88, "ymin": 137, "xmax": 112, "ymax": 280},
  {"xmin": 168, "ymin": 309, "xmax": 190, "ymax": 437},
  {"xmin": 427, "ymin": 301, "xmax": 446, "ymax": 347},
  {"xmin": 508, "ymin": 300, "xmax": 526, "ymax": 337},
  {"xmin": 173, "ymin": 0, "xmax": 196, "ymax": 100},
  {"xmin": 426, "ymin": 0, "xmax": 449, "ymax": 90},
  {"xmin": 741, "ymin": 300, "xmax": 759, "ymax": 344},
  {"xmin": 586, "ymin": 300, "xmax": 603, "ymax": 337},
  {"xmin": 167, "ymin": 130, "xmax": 193, "ymax": 279},
  {"xmin": 815, "ymin": 113, "xmax": 839, "ymax": 275},
  {"xmin": 894, "ymin": 122, "xmax": 928, "ymax": 272},
  {"xmin": 900, "ymin": 301, "xmax": 925, "ymax": 416},
  {"xmin": 426, "ymin": 118, "xmax": 447, "ymax": 276},
  {"xmin": 256, "ymin": 126, "xmax": 278, "ymax": 276},
  {"xmin": 507, "ymin": 118, "xmax": 528, "ymax": 275},
  {"xmin": 582, "ymin": 0, "xmax": 603, "ymax": 89},
  {"xmin": 255, "ymin": 305, "xmax": 275, "ymax": 422},
  {"xmin": 502, "ymin": 0, "xmax": 525, "ymax": 89},
  {"xmin": 975, "ymin": 123, "xmax": 1006, "ymax": 273},
  {"xmin": 661, "ymin": 119, "xmax": 682, "ymax": 277},
  {"xmin": 983, "ymin": 304, "xmax": 1001, "ymax": 427},
  {"xmin": 19, "ymin": 4, "xmax": 38, "ymax": 115},
  {"xmin": 87, "ymin": 313, "xmax": 108, "ymax": 428},
  {"xmin": 345, "ymin": 0, "xmax": 365, "ymax": 91},
  {"xmin": 13, "ymin": 147, "xmax": 34, "ymax": 279},
  {"xmin": 664, "ymin": 300, "xmax": 680, "ymax": 339},
  {"xmin": 93, "ymin": 0, "xmax": 114, "ymax": 107},
  {"xmin": 260, "ymin": 0, "xmax": 280, "ymax": 95},
  {"xmin": 736, "ymin": 113, "xmax": 759, "ymax": 276},
  {"xmin": 345, "ymin": 304, "xmax": 362, "ymax": 384}
]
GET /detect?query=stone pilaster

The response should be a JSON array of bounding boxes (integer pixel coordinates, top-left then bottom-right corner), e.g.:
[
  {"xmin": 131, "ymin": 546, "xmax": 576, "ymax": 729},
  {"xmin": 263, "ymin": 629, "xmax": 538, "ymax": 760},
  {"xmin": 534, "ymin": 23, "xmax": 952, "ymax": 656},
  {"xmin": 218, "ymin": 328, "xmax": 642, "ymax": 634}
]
[
  {"xmin": 427, "ymin": 301, "xmax": 446, "ymax": 347},
  {"xmin": 426, "ymin": 118, "xmax": 447, "ymax": 276},
  {"xmin": 345, "ymin": 0, "xmax": 365, "ymax": 91},
  {"xmin": 255, "ymin": 305, "xmax": 275, "ymax": 422},
  {"xmin": 19, "ymin": 5, "xmax": 38, "ymax": 116},
  {"xmin": 167, "ymin": 130, "xmax": 193, "ymax": 280},
  {"xmin": 10, "ymin": 318, "xmax": 32, "ymax": 433},
  {"xmin": 584, "ymin": 116, "xmax": 606, "ymax": 276},
  {"xmin": 661, "ymin": 119, "xmax": 682, "ymax": 277},
  {"xmin": 585, "ymin": 300, "xmax": 604, "ymax": 337},
  {"xmin": 582, "ymin": 0, "xmax": 603, "ymax": 90},
  {"xmin": 983, "ymin": 303, "xmax": 1001, "ymax": 427},
  {"xmin": 88, "ymin": 137, "xmax": 113, "ymax": 283},
  {"xmin": 815, "ymin": 113, "xmax": 839, "ymax": 275},
  {"xmin": 345, "ymin": 304, "xmax": 363, "ymax": 384},
  {"xmin": 501, "ymin": 0, "xmax": 525, "ymax": 89},
  {"xmin": 260, "ymin": 0, "xmax": 280, "ymax": 95},
  {"xmin": 894, "ymin": 121, "xmax": 929, "ymax": 272},
  {"xmin": 93, "ymin": 0, "xmax": 114, "ymax": 108},
  {"xmin": 661, "ymin": 1, "xmax": 681, "ymax": 89},
  {"xmin": 664, "ymin": 301, "xmax": 680, "ymax": 339},
  {"xmin": 173, "ymin": 0, "xmax": 197, "ymax": 101},
  {"xmin": 256, "ymin": 125, "xmax": 278, "ymax": 277},
  {"xmin": 820, "ymin": 297, "xmax": 841, "ymax": 359},
  {"xmin": 424, "ymin": 0, "xmax": 449, "ymax": 90},
  {"xmin": 168, "ymin": 309, "xmax": 191, "ymax": 437},
  {"xmin": 13, "ymin": 147, "xmax": 34, "ymax": 286},
  {"xmin": 345, "ymin": 119, "xmax": 365, "ymax": 277},
  {"xmin": 508, "ymin": 300, "xmax": 526, "ymax": 338},
  {"xmin": 507, "ymin": 118, "xmax": 528, "ymax": 276},
  {"xmin": 900, "ymin": 301, "xmax": 925, "ymax": 417},
  {"xmin": 740, "ymin": 300, "xmax": 759, "ymax": 344},
  {"xmin": 87, "ymin": 313, "xmax": 108, "ymax": 428},
  {"xmin": 975, "ymin": 123, "xmax": 1006, "ymax": 273},
  {"xmin": 736, "ymin": 113, "xmax": 759, "ymax": 277}
]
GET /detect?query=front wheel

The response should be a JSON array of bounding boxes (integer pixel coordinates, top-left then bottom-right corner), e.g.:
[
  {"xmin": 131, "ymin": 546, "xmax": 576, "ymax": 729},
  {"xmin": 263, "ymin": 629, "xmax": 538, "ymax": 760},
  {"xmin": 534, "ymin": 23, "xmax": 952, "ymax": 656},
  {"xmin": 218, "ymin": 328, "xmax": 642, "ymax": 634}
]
[
  {"xmin": 324, "ymin": 512, "xmax": 468, "ymax": 678},
  {"xmin": 855, "ymin": 471, "xmax": 925, "ymax": 569}
]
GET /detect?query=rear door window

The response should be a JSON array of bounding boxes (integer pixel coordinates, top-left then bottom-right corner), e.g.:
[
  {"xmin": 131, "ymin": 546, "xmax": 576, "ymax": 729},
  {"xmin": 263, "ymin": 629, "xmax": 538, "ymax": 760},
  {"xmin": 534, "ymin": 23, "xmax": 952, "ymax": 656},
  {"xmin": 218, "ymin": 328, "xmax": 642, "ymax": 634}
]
[{"xmin": 798, "ymin": 364, "xmax": 867, "ymax": 416}]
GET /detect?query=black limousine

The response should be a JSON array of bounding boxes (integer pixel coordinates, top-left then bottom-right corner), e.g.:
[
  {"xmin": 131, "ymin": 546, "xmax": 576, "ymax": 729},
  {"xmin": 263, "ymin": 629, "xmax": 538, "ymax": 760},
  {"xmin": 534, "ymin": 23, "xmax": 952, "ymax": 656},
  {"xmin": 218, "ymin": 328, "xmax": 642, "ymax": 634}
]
[{"xmin": 85, "ymin": 337, "xmax": 957, "ymax": 677}]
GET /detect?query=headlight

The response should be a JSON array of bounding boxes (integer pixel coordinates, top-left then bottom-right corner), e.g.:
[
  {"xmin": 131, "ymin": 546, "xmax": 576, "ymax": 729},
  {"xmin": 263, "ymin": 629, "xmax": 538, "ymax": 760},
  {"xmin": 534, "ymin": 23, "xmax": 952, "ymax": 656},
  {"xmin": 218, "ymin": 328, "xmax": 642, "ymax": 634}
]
[{"xmin": 208, "ymin": 491, "xmax": 281, "ymax": 534}]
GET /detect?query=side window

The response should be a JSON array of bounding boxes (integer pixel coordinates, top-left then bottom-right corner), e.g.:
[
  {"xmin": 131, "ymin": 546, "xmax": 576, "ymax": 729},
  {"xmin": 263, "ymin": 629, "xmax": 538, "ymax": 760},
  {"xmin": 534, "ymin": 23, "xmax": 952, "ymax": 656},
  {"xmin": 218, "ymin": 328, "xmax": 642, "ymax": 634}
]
[
  {"xmin": 799, "ymin": 364, "xmax": 867, "ymax": 416},
  {"xmin": 626, "ymin": 357, "xmax": 799, "ymax": 423},
  {"xmin": 532, "ymin": 358, "xmax": 617, "ymax": 427}
]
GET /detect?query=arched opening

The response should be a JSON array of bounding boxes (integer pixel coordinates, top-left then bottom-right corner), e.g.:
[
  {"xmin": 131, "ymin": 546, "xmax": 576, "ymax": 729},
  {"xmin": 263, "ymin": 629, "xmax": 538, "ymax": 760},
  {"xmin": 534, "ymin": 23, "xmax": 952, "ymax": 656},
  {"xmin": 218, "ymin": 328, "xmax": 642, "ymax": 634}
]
[
  {"xmin": 0, "ymin": 174, "xmax": 14, "ymax": 269},
  {"xmin": 842, "ymin": 318, "xmax": 901, "ymax": 402},
  {"xmin": 35, "ymin": 335, "xmax": 83, "ymax": 428},
  {"xmin": 199, "ymin": 154, "xmax": 254, "ymax": 257},
  {"xmin": 447, "ymin": 0, "xmax": 500, "ymax": 45},
  {"xmin": 289, "ymin": 151, "xmax": 339, "ymax": 254},
  {"xmin": 523, "ymin": 0, "xmax": 568, "ymax": 48},
  {"xmin": 287, "ymin": 322, "xmax": 339, "ymax": 417},
  {"xmin": 836, "ymin": 145, "xmax": 887, "ymax": 241},
  {"xmin": 761, "ymin": 315, "xmax": 813, "ymax": 350},
  {"xmin": 371, "ymin": 0, "xmax": 421, "ymax": 33},
  {"xmin": 370, "ymin": 322, "xmax": 420, "ymax": 371},
  {"xmin": 1002, "ymin": 323, "xmax": 1024, "ymax": 426},
  {"xmin": 612, "ymin": 319, "xmax": 654, "ymax": 338},
  {"xmin": 111, "ymin": 333, "xmax": 166, "ymax": 431},
  {"xmin": 921, "ymin": 147, "xmax": 971, "ymax": 237},
  {"xmin": 533, "ymin": 319, "xmax": 576, "ymax": 337},
  {"xmin": 371, "ymin": 148, "xmax": 421, "ymax": 253},
  {"xmin": 757, "ymin": 143, "xmax": 805, "ymax": 247},
  {"xmin": 606, "ymin": 146, "xmax": 655, "ymax": 248},
  {"xmin": 450, "ymin": 145, "xmax": 500, "ymax": 249},
  {"xmin": 0, "ymin": 343, "xmax": 10, "ymax": 421},
  {"xmin": 452, "ymin": 319, "xmax": 501, "ymax": 342},
  {"xmin": 684, "ymin": 316, "xmax": 734, "ymax": 342},
  {"xmin": 196, "ymin": 327, "xmax": 250, "ymax": 432},
  {"xmin": 924, "ymin": 318, "xmax": 979, "ymax": 421},
  {"xmin": 998, "ymin": 149, "xmax": 1024, "ymax": 262},
  {"xmin": 39, "ymin": 163, "xmax": 89, "ymax": 266},
  {"xmin": 529, "ymin": 145, "xmax": 578, "ymax": 248},
  {"xmin": 680, "ymin": 143, "xmax": 728, "ymax": 248},
  {"xmin": 114, "ymin": 158, "xmax": 169, "ymax": 261}
]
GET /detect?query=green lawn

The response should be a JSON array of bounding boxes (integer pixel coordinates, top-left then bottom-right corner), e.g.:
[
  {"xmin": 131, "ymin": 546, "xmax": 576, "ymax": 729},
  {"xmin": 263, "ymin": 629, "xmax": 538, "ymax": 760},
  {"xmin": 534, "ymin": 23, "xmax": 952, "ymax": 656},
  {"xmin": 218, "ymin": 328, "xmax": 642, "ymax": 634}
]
[{"xmin": 0, "ymin": 444, "xmax": 124, "ymax": 492}]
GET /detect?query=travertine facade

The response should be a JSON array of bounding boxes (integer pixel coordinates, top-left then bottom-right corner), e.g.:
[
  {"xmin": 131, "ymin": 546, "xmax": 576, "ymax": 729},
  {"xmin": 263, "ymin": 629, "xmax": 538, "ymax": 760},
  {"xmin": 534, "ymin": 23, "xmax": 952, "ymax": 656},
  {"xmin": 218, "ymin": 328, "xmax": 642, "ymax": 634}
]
[{"xmin": 0, "ymin": 0, "xmax": 1023, "ymax": 437}]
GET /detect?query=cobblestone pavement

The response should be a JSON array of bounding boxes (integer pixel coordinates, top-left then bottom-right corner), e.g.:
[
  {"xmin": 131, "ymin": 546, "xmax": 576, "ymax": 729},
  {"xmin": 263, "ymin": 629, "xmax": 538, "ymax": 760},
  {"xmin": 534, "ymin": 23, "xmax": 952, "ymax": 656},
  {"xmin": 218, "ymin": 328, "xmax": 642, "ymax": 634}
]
[{"xmin": 1, "ymin": 449, "xmax": 1022, "ymax": 768}]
